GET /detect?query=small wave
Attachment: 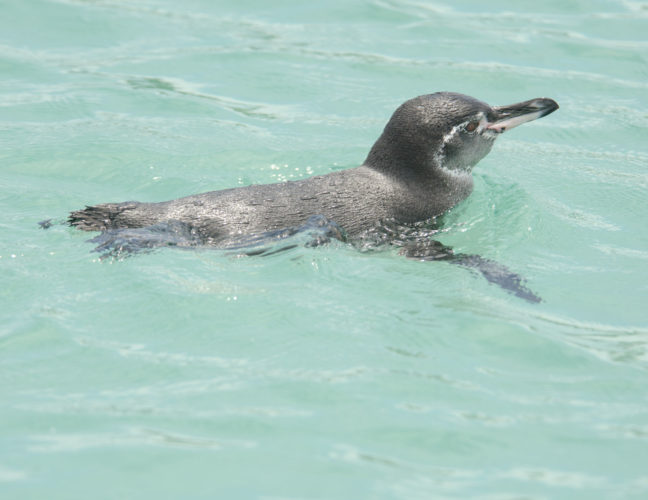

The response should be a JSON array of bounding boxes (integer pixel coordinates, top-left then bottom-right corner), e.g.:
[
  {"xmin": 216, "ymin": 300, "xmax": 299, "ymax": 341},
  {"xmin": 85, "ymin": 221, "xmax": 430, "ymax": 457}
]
[
  {"xmin": 541, "ymin": 197, "xmax": 621, "ymax": 231},
  {"xmin": 125, "ymin": 75, "xmax": 297, "ymax": 121},
  {"xmin": 532, "ymin": 311, "xmax": 648, "ymax": 367},
  {"xmin": 28, "ymin": 427, "xmax": 255, "ymax": 453},
  {"xmin": 75, "ymin": 336, "xmax": 249, "ymax": 368}
]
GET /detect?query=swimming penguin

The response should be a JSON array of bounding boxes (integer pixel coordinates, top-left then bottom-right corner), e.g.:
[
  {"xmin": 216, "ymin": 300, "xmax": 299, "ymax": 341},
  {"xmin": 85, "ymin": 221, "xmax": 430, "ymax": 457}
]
[{"xmin": 69, "ymin": 92, "xmax": 558, "ymax": 240}]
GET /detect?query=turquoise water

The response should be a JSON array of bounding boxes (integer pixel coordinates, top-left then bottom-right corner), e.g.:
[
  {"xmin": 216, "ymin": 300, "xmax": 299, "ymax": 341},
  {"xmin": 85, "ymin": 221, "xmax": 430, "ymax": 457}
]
[{"xmin": 2, "ymin": 0, "xmax": 648, "ymax": 498}]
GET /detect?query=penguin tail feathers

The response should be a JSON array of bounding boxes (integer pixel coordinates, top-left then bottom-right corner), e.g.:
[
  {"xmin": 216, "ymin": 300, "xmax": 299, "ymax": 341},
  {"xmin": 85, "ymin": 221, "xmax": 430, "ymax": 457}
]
[{"xmin": 68, "ymin": 202, "xmax": 139, "ymax": 231}]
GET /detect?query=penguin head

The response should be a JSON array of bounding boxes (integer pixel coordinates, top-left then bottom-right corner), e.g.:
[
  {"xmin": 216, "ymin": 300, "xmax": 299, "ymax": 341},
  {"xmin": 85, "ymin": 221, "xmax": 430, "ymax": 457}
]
[{"xmin": 365, "ymin": 92, "xmax": 558, "ymax": 179}]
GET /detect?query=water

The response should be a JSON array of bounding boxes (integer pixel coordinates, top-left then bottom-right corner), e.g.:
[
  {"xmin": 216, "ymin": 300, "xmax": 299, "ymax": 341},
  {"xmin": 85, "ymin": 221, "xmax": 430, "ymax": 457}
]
[{"xmin": 2, "ymin": 0, "xmax": 648, "ymax": 498}]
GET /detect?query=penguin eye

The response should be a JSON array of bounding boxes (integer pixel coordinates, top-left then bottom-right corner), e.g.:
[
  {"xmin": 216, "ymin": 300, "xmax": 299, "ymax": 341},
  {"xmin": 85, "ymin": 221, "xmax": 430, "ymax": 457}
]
[{"xmin": 465, "ymin": 121, "xmax": 480, "ymax": 132}]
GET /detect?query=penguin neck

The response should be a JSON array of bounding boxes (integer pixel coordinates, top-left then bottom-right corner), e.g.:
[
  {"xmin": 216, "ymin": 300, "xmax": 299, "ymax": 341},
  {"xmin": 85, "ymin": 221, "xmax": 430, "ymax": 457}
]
[
  {"xmin": 363, "ymin": 131, "xmax": 475, "ymax": 215},
  {"xmin": 363, "ymin": 128, "xmax": 432, "ymax": 182},
  {"xmin": 364, "ymin": 131, "xmax": 473, "ymax": 190}
]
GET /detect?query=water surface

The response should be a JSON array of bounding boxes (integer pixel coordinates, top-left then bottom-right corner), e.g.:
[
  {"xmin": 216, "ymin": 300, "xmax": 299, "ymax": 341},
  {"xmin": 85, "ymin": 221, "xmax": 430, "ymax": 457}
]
[{"xmin": 2, "ymin": 1, "xmax": 648, "ymax": 498}]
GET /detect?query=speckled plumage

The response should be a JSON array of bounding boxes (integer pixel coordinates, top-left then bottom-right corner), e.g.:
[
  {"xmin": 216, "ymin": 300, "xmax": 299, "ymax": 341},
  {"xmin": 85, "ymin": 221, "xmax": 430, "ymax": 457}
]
[{"xmin": 69, "ymin": 92, "xmax": 558, "ymax": 240}]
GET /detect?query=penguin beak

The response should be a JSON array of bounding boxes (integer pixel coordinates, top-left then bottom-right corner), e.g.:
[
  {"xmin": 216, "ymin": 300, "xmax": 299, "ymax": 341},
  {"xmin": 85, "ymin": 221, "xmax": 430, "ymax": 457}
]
[{"xmin": 487, "ymin": 98, "xmax": 559, "ymax": 133}]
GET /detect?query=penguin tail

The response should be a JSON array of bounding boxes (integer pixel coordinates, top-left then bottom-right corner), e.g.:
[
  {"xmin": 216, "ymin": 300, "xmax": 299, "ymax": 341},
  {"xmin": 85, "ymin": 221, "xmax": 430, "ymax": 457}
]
[{"xmin": 68, "ymin": 202, "xmax": 140, "ymax": 231}]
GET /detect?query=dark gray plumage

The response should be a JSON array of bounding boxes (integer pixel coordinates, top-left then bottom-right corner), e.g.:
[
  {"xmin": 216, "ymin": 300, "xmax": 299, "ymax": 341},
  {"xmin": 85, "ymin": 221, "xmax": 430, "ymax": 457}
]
[{"xmin": 69, "ymin": 92, "xmax": 558, "ymax": 240}]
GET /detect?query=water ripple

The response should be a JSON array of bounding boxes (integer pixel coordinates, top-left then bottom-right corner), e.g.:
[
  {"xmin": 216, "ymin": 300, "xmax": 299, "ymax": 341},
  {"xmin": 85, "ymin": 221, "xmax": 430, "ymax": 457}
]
[
  {"xmin": 75, "ymin": 336, "xmax": 249, "ymax": 368},
  {"xmin": 28, "ymin": 427, "xmax": 255, "ymax": 452}
]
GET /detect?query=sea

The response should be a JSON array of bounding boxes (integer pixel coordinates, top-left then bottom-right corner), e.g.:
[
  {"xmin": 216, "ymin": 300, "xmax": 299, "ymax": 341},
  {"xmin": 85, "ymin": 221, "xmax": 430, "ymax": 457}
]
[{"xmin": 2, "ymin": 1, "xmax": 647, "ymax": 498}]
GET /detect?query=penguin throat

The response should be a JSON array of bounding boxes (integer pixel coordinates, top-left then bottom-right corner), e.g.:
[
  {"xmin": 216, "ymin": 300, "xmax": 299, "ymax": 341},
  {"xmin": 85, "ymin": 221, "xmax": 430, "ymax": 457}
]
[{"xmin": 433, "ymin": 115, "xmax": 495, "ymax": 178}]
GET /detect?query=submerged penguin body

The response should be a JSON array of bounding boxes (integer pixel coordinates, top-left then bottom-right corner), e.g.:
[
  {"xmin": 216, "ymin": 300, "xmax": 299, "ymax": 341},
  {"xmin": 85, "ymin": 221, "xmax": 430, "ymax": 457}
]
[{"xmin": 69, "ymin": 92, "xmax": 558, "ymax": 241}]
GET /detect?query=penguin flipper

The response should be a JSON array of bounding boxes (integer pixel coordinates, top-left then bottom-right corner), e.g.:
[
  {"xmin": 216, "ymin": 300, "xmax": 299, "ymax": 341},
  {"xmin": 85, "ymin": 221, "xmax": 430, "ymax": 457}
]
[{"xmin": 400, "ymin": 240, "xmax": 542, "ymax": 304}]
